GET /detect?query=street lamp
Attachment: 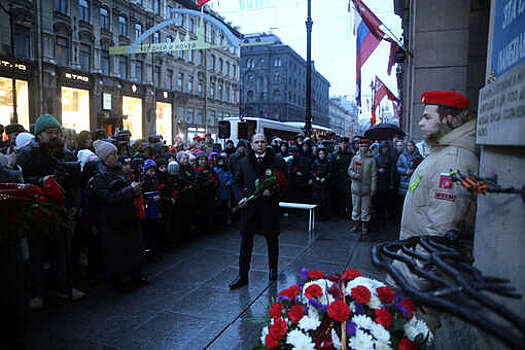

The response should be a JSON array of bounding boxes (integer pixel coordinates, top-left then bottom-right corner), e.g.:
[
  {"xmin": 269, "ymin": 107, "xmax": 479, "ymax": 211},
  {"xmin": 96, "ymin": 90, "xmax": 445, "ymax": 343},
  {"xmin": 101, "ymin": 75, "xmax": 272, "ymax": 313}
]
[
  {"xmin": 305, "ymin": 0, "xmax": 313, "ymax": 137},
  {"xmin": 0, "ymin": 2, "xmax": 18, "ymax": 123}
]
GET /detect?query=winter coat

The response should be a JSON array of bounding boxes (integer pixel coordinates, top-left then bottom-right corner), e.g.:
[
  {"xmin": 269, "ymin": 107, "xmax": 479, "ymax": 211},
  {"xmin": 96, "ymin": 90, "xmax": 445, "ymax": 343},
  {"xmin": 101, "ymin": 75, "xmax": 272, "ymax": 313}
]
[
  {"xmin": 93, "ymin": 162, "xmax": 144, "ymax": 276},
  {"xmin": 374, "ymin": 151, "xmax": 395, "ymax": 193},
  {"xmin": 311, "ymin": 158, "xmax": 331, "ymax": 201},
  {"xmin": 394, "ymin": 120, "xmax": 479, "ymax": 290},
  {"xmin": 232, "ymin": 150, "xmax": 286, "ymax": 238},
  {"xmin": 396, "ymin": 149, "xmax": 424, "ymax": 195},
  {"xmin": 330, "ymin": 150, "xmax": 353, "ymax": 193},
  {"xmin": 348, "ymin": 151, "xmax": 377, "ymax": 196},
  {"xmin": 214, "ymin": 166, "xmax": 233, "ymax": 201},
  {"xmin": 291, "ymin": 150, "xmax": 313, "ymax": 187}
]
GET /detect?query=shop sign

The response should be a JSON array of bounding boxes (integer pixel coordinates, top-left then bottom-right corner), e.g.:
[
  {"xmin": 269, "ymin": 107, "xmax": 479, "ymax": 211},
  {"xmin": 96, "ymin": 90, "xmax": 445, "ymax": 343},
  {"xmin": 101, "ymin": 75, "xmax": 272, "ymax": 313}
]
[
  {"xmin": 0, "ymin": 59, "xmax": 28, "ymax": 73},
  {"xmin": 103, "ymin": 93, "xmax": 112, "ymax": 110},
  {"xmin": 63, "ymin": 72, "xmax": 90, "ymax": 83}
]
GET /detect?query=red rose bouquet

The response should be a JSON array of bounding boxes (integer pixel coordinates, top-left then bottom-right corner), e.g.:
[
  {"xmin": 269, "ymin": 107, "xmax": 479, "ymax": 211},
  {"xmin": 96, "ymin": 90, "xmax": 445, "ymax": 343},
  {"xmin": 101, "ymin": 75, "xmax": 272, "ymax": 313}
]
[{"xmin": 253, "ymin": 268, "xmax": 432, "ymax": 350}]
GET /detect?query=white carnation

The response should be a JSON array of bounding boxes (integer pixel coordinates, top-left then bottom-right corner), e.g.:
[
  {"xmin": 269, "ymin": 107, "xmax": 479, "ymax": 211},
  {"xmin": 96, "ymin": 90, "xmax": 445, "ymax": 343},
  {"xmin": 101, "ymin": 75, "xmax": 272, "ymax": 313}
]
[
  {"xmin": 331, "ymin": 328, "xmax": 342, "ymax": 349},
  {"xmin": 286, "ymin": 329, "xmax": 316, "ymax": 350},
  {"xmin": 368, "ymin": 295, "xmax": 383, "ymax": 309},
  {"xmin": 348, "ymin": 329, "xmax": 374, "ymax": 350},
  {"xmin": 370, "ymin": 323, "xmax": 390, "ymax": 343},
  {"xmin": 404, "ymin": 318, "xmax": 433, "ymax": 343},
  {"xmin": 298, "ymin": 314, "xmax": 321, "ymax": 331},
  {"xmin": 375, "ymin": 340, "xmax": 393, "ymax": 350},
  {"xmin": 352, "ymin": 314, "xmax": 374, "ymax": 331},
  {"xmin": 260, "ymin": 326, "xmax": 268, "ymax": 345},
  {"xmin": 302, "ymin": 279, "xmax": 335, "ymax": 305}
]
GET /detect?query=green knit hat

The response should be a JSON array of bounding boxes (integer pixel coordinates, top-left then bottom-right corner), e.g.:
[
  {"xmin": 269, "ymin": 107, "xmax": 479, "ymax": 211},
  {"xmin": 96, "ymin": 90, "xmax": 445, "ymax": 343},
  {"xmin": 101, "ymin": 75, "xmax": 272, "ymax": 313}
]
[{"xmin": 34, "ymin": 114, "xmax": 61, "ymax": 135}]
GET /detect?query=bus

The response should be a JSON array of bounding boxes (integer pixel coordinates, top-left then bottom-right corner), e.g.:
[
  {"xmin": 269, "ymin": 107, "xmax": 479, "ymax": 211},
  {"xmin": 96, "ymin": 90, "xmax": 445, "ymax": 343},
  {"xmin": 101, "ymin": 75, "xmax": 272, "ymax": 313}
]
[
  {"xmin": 283, "ymin": 122, "xmax": 334, "ymax": 140},
  {"xmin": 220, "ymin": 117, "xmax": 302, "ymax": 144}
]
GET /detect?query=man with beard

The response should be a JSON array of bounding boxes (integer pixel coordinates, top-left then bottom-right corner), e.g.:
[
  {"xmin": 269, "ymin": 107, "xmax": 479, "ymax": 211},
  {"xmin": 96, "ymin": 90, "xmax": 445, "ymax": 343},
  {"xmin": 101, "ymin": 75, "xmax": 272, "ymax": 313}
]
[
  {"xmin": 392, "ymin": 90, "xmax": 479, "ymax": 332},
  {"xmin": 17, "ymin": 114, "xmax": 85, "ymax": 309},
  {"xmin": 229, "ymin": 134, "xmax": 286, "ymax": 289}
]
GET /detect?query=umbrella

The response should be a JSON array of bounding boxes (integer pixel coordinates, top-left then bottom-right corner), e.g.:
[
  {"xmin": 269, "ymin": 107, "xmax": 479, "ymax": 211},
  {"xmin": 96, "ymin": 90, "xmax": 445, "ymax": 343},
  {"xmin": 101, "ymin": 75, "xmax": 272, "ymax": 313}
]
[{"xmin": 364, "ymin": 123, "xmax": 405, "ymax": 141}]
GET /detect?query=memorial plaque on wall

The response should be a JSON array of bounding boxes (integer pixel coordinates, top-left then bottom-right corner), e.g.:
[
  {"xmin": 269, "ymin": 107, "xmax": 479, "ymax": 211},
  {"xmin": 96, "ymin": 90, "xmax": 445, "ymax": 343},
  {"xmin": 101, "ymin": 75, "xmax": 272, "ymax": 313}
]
[{"xmin": 477, "ymin": 62, "xmax": 525, "ymax": 146}]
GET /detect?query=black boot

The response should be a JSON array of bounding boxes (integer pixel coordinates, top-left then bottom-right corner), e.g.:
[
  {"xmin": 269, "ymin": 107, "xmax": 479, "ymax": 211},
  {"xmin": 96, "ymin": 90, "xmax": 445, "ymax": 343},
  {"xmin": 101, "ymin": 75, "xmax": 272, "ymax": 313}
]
[
  {"xmin": 229, "ymin": 275, "xmax": 248, "ymax": 290},
  {"xmin": 269, "ymin": 268, "xmax": 278, "ymax": 281}
]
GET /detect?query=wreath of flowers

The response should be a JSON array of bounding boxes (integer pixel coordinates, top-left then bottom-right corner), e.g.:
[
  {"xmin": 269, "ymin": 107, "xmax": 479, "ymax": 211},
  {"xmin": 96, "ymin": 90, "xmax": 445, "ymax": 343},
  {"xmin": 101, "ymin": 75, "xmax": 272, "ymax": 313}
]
[{"xmin": 254, "ymin": 268, "xmax": 433, "ymax": 350}]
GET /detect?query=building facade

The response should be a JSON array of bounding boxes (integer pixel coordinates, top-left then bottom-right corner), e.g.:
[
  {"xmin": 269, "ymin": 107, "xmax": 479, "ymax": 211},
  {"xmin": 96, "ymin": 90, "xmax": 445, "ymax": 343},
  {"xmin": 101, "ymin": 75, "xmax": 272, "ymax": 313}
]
[
  {"xmin": 240, "ymin": 33, "xmax": 330, "ymax": 128},
  {"xmin": 328, "ymin": 96, "xmax": 358, "ymax": 138},
  {"xmin": 0, "ymin": 0, "xmax": 241, "ymax": 142}
]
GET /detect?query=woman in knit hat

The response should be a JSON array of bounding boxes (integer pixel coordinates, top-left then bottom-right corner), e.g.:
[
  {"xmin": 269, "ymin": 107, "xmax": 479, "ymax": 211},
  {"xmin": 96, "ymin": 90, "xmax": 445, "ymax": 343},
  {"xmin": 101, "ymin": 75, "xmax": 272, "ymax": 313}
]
[
  {"xmin": 92, "ymin": 139, "xmax": 150, "ymax": 293},
  {"xmin": 194, "ymin": 152, "xmax": 218, "ymax": 236}
]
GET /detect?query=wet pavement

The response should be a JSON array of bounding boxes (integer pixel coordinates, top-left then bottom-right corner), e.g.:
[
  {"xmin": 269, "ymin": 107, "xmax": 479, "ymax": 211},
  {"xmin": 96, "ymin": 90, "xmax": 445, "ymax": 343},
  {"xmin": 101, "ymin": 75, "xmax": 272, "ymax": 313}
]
[{"xmin": 26, "ymin": 216, "xmax": 398, "ymax": 350}]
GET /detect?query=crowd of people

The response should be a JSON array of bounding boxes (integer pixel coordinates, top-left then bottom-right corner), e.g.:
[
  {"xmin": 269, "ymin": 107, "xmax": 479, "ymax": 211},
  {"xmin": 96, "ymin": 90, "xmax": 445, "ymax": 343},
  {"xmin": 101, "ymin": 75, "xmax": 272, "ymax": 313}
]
[{"xmin": 0, "ymin": 114, "xmax": 426, "ymax": 309}]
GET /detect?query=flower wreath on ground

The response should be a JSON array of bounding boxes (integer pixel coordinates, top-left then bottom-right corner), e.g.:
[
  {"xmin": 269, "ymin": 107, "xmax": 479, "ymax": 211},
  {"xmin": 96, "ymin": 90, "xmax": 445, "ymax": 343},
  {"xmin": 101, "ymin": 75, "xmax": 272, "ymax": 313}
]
[{"xmin": 253, "ymin": 268, "xmax": 433, "ymax": 350}]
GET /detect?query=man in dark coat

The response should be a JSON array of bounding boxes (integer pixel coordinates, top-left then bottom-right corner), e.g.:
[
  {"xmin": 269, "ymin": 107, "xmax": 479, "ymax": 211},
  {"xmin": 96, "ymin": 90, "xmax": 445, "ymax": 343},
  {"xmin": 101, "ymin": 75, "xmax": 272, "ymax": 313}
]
[
  {"xmin": 229, "ymin": 134, "xmax": 286, "ymax": 289},
  {"xmin": 330, "ymin": 137, "xmax": 353, "ymax": 218},
  {"xmin": 92, "ymin": 140, "xmax": 149, "ymax": 293}
]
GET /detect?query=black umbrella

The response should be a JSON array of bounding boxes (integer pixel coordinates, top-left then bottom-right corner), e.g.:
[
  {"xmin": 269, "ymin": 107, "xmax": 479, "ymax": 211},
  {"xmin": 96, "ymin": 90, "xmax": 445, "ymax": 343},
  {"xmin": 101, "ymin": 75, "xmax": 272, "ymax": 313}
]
[{"xmin": 364, "ymin": 123, "xmax": 405, "ymax": 141}]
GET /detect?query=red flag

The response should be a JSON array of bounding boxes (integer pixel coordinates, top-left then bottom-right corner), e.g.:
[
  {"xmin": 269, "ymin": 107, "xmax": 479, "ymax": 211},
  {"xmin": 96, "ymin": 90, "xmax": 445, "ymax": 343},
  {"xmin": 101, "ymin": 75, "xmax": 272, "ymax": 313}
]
[
  {"xmin": 372, "ymin": 76, "xmax": 400, "ymax": 123},
  {"xmin": 353, "ymin": 0, "xmax": 385, "ymax": 39},
  {"xmin": 387, "ymin": 39, "xmax": 401, "ymax": 75},
  {"xmin": 198, "ymin": 0, "xmax": 212, "ymax": 7}
]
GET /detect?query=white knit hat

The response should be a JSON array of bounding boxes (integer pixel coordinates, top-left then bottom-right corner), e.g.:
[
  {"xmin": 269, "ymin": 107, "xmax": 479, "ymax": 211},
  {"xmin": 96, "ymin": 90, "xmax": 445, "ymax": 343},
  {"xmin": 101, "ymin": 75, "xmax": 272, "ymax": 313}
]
[
  {"xmin": 77, "ymin": 149, "xmax": 99, "ymax": 171},
  {"xmin": 15, "ymin": 132, "xmax": 35, "ymax": 151},
  {"xmin": 93, "ymin": 140, "xmax": 117, "ymax": 161},
  {"xmin": 167, "ymin": 161, "xmax": 179, "ymax": 175}
]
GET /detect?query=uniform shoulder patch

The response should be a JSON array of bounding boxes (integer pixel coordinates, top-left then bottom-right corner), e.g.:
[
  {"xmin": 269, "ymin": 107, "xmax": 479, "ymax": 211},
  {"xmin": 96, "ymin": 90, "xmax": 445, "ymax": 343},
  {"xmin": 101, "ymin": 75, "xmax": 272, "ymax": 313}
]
[{"xmin": 439, "ymin": 173, "xmax": 453, "ymax": 189}]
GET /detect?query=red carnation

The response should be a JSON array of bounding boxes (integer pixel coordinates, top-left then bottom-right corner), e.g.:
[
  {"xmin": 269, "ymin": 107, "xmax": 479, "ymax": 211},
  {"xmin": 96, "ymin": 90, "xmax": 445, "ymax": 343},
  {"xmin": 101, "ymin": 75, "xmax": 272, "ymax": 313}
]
[
  {"xmin": 399, "ymin": 299, "xmax": 415, "ymax": 320},
  {"xmin": 308, "ymin": 270, "xmax": 324, "ymax": 280},
  {"xmin": 327, "ymin": 300, "xmax": 351, "ymax": 322},
  {"xmin": 343, "ymin": 269, "xmax": 362, "ymax": 281},
  {"xmin": 375, "ymin": 308, "xmax": 393, "ymax": 328},
  {"xmin": 269, "ymin": 318, "xmax": 287, "ymax": 340},
  {"xmin": 398, "ymin": 338, "xmax": 418, "ymax": 350},
  {"xmin": 269, "ymin": 302, "xmax": 283, "ymax": 319},
  {"xmin": 377, "ymin": 286, "xmax": 395, "ymax": 304},
  {"xmin": 278, "ymin": 285, "xmax": 301, "ymax": 300},
  {"xmin": 351, "ymin": 285, "xmax": 371, "ymax": 304},
  {"xmin": 265, "ymin": 333, "xmax": 280, "ymax": 349},
  {"xmin": 304, "ymin": 284, "xmax": 323, "ymax": 299},
  {"xmin": 288, "ymin": 305, "xmax": 305, "ymax": 324}
]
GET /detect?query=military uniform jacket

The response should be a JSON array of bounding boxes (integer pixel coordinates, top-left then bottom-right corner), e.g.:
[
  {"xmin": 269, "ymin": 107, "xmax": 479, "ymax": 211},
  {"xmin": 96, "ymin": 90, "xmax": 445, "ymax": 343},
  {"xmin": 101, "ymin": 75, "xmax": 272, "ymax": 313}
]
[{"xmin": 348, "ymin": 151, "xmax": 377, "ymax": 196}]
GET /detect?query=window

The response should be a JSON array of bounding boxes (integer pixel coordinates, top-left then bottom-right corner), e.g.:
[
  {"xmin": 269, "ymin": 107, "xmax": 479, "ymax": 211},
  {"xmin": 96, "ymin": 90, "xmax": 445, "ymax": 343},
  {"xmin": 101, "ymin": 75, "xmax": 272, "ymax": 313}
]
[
  {"xmin": 273, "ymin": 57, "xmax": 281, "ymax": 67},
  {"xmin": 55, "ymin": 0, "xmax": 68, "ymax": 14},
  {"xmin": 166, "ymin": 36, "xmax": 173, "ymax": 55},
  {"xmin": 210, "ymin": 55, "xmax": 216, "ymax": 70},
  {"xmin": 14, "ymin": 25, "xmax": 30, "ymax": 59},
  {"xmin": 273, "ymin": 73, "xmax": 280, "ymax": 83},
  {"xmin": 210, "ymin": 82, "xmax": 215, "ymax": 98},
  {"xmin": 189, "ymin": 18, "xmax": 195, "ymax": 33},
  {"xmin": 231, "ymin": 89, "xmax": 236, "ymax": 103},
  {"xmin": 135, "ymin": 23, "xmax": 142, "ymax": 39},
  {"xmin": 55, "ymin": 36, "xmax": 69, "ymax": 66},
  {"xmin": 218, "ymin": 83, "xmax": 222, "ymax": 100},
  {"xmin": 153, "ymin": 32, "xmax": 160, "ymax": 44},
  {"xmin": 188, "ymin": 76, "xmax": 194, "ymax": 93},
  {"xmin": 209, "ymin": 111, "xmax": 215, "ymax": 126},
  {"xmin": 101, "ymin": 50, "xmax": 109, "ymax": 75},
  {"xmin": 225, "ymin": 86, "xmax": 230, "ymax": 102},
  {"xmin": 188, "ymin": 50, "xmax": 193, "ymax": 62},
  {"xmin": 100, "ymin": 8, "xmax": 110, "ymax": 30},
  {"xmin": 79, "ymin": 44, "xmax": 91, "ymax": 71},
  {"xmin": 232, "ymin": 64, "xmax": 236, "ymax": 77},
  {"xmin": 167, "ymin": 69, "xmax": 173, "ymax": 90},
  {"xmin": 218, "ymin": 58, "xmax": 223, "ymax": 74},
  {"xmin": 119, "ymin": 56, "xmax": 127, "ymax": 79},
  {"xmin": 153, "ymin": 0, "xmax": 160, "ymax": 14},
  {"xmin": 211, "ymin": 28, "xmax": 216, "ymax": 45},
  {"xmin": 247, "ymin": 58, "xmax": 254, "ymax": 69},
  {"xmin": 226, "ymin": 62, "xmax": 230, "ymax": 76},
  {"xmin": 79, "ymin": 0, "xmax": 89, "ymax": 22},
  {"xmin": 186, "ymin": 108, "xmax": 193, "ymax": 123},
  {"xmin": 247, "ymin": 90, "xmax": 254, "ymax": 102},
  {"xmin": 199, "ymin": 50, "xmax": 204, "ymax": 65},
  {"xmin": 273, "ymin": 89, "xmax": 280, "ymax": 98},
  {"xmin": 154, "ymin": 66, "xmax": 160, "ymax": 87},
  {"xmin": 177, "ymin": 50, "xmax": 184, "ymax": 60},
  {"xmin": 168, "ymin": 6, "xmax": 175, "ymax": 19},
  {"xmin": 197, "ymin": 110, "xmax": 204, "ymax": 124},
  {"xmin": 177, "ymin": 73, "xmax": 184, "ymax": 91},
  {"xmin": 198, "ymin": 80, "xmax": 203, "ymax": 97},
  {"xmin": 135, "ymin": 61, "xmax": 143, "ymax": 83},
  {"xmin": 119, "ymin": 16, "xmax": 127, "ymax": 36}
]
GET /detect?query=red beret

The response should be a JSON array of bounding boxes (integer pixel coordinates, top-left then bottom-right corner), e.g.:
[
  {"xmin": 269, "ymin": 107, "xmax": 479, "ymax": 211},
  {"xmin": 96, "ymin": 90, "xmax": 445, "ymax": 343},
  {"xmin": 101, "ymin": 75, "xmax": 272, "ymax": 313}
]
[
  {"xmin": 359, "ymin": 138, "xmax": 371, "ymax": 145},
  {"xmin": 204, "ymin": 132, "xmax": 211, "ymax": 137},
  {"xmin": 421, "ymin": 91, "xmax": 469, "ymax": 110}
]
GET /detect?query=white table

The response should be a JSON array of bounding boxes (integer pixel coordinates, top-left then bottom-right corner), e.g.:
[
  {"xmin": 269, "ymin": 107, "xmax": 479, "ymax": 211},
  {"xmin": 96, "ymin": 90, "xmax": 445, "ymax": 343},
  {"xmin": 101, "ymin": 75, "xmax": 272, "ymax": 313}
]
[{"xmin": 279, "ymin": 202, "xmax": 318, "ymax": 244}]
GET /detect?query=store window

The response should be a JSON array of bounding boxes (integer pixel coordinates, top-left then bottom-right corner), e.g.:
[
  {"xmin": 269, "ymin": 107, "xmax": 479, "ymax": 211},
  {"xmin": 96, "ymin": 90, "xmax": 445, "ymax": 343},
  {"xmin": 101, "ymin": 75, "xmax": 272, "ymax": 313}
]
[
  {"xmin": 80, "ymin": 44, "xmax": 91, "ymax": 71},
  {"xmin": 119, "ymin": 16, "xmax": 127, "ymax": 36},
  {"xmin": 156, "ymin": 102, "xmax": 172, "ymax": 144},
  {"xmin": 0, "ymin": 78, "xmax": 30, "ymax": 130},
  {"xmin": 15, "ymin": 25, "xmax": 31, "ymax": 59},
  {"xmin": 61, "ymin": 86, "xmax": 90, "ymax": 133},
  {"xmin": 119, "ymin": 56, "xmax": 128, "ymax": 80},
  {"xmin": 55, "ymin": 36, "xmax": 69, "ymax": 66},
  {"xmin": 122, "ymin": 96, "xmax": 142, "ymax": 139},
  {"xmin": 79, "ymin": 0, "xmax": 89, "ymax": 22},
  {"xmin": 100, "ymin": 8, "xmax": 110, "ymax": 30},
  {"xmin": 101, "ymin": 50, "xmax": 109, "ymax": 75}
]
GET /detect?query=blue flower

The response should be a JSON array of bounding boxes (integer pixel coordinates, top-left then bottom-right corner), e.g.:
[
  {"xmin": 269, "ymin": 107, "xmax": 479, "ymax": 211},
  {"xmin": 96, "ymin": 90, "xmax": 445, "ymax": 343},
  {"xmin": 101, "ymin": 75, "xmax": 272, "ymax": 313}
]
[
  {"xmin": 346, "ymin": 321, "xmax": 357, "ymax": 337},
  {"xmin": 301, "ymin": 268, "xmax": 309, "ymax": 281}
]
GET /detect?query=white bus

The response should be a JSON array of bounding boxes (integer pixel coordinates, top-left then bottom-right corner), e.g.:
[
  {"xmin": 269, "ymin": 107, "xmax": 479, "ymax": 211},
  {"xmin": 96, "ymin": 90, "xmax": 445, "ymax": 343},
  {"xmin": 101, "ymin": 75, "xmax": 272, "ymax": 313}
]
[{"xmin": 220, "ymin": 117, "xmax": 302, "ymax": 144}]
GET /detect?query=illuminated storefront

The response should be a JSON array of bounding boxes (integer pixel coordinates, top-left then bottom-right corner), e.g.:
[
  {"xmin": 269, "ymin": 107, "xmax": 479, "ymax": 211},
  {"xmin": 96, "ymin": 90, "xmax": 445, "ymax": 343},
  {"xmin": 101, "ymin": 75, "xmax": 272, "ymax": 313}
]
[
  {"xmin": 61, "ymin": 86, "xmax": 90, "ymax": 132},
  {"xmin": 0, "ymin": 58, "xmax": 31, "ymax": 130},
  {"xmin": 122, "ymin": 96, "xmax": 143, "ymax": 139},
  {"xmin": 156, "ymin": 102, "xmax": 172, "ymax": 145}
]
